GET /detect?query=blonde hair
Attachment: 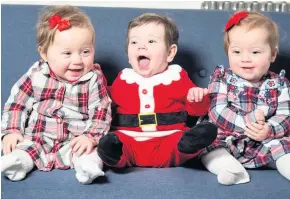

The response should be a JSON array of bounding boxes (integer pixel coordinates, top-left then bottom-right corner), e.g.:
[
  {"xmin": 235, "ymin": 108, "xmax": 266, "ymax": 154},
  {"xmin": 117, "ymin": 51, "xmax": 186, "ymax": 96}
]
[
  {"xmin": 126, "ymin": 13, "xmax": 179, "ymax": 53},
  {"xmin": 224, "ymin": 11, "xmax": 279, "ymax": 56},
  {"xmin": 36, "ymin": 5, "xmax": 95, "ymax": 54}
]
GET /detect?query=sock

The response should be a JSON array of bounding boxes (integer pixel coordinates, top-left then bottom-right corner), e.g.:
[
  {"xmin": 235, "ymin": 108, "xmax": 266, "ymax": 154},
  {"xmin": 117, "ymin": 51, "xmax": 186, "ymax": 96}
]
[
  {"xmin": 97, "ymin": 133, "xmax": 123, "ymax": 165},
  {"xmin": 201, "ymin": 148, "xmax": 250, "ymax": 185},
  {"xmin": 217, "ymin": 167, "xmax": 250, "ymax": 185},
  {"xmin": 217, "ymin": 170, "xmax": 237, "ymax": 185},
  {"xmin": 73, "ymin": 150, "xmax": 105, "ymax": 184},
  {"xmin": 178, "ymin": 122, "xmax": 217, "ymax": 154},
  {"xmin": 1, "ymin": 149, "xmax": 34, "ymax": 181},
  {"xmin": 276, "ymin": 153, "xmax": 290, "ymax": 181}
]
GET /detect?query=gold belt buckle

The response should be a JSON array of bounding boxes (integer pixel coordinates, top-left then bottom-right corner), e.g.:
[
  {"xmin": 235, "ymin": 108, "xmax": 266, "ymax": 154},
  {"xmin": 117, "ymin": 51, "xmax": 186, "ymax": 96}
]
[{"xmin": 138, "ymin": 113, "xmax": 157, "ymax": 127}]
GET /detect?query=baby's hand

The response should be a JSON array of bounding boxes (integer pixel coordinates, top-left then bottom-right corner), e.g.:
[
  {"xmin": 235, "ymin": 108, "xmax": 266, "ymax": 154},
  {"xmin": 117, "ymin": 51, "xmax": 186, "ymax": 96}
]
[
  {"xmin": 254, "ymin": 109, "xmax": 265, "ymax": 125},
  {"xmin": 187, "ymin": 87, "xmax": 208, "ymax": 102},
  {"xmin": 70, "ymin": 135, "xmax": 97, "ymax": 157},
  {"xmin": 2, "ymin": 133, "xmax": 24, "ymax": 155},
  {"xmin": 244, "ymin": 122, "xmax": 270, "ymax": 142},
  {"xmin": 244, "ymin": 109, "xmax": 269, "ymax": 141}
]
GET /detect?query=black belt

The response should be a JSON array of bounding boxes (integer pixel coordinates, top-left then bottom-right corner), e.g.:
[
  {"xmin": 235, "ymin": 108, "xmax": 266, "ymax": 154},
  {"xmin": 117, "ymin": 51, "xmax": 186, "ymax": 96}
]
[{"xmin": 112, "ymin": 111, "xmax": 187, "ymax": 127}]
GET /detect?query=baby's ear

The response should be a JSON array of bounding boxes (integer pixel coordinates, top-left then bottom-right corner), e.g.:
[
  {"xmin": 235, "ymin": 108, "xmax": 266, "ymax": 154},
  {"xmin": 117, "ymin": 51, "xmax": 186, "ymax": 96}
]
[
  {"xmin": 271, "ymin": 46, "xmax": 278, "ymax": 63},
  {"xmin": 38, "ymin": 46, "xmax": 47, "ymax": 61},
  {"xmin": 167, "ymin": 44, "xmax": 178, "ymax": 63}
]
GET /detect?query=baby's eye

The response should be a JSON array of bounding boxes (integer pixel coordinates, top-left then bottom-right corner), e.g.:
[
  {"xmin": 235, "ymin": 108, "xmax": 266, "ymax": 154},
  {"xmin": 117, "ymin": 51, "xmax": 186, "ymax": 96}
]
[
  {"xmin": 233, "ymin": 50, "xmax": 240, "ymax": 54},
  {"xmin": 81, "ymin": 50, "xmax": 91, "ymax": 57},
  {"xmin": 62, "ymin": 52, "xmax": 71, "ymax": 56},
  {"xmin": 83, "ymin": 50, "xmax": 90, "ymax": 54},
  {"xmin": 130, "ymin": 41, "xmax": 137, "ymax": 44},
  {"xmin": 149, "ymin": 40, "xmax": 156, "ymax": 43},
  {"xmin": 252, "ymin": 51, "xmax": 261, "ymax": 54}
]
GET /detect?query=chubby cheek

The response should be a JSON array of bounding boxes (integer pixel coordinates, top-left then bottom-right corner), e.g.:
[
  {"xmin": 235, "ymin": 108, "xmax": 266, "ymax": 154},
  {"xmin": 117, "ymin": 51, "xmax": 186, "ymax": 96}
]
[
  {"xmin": 256, "ymin": 63, "xmax": 270, "ymax": 76},
  {"xmin": 84, "ymin": 59, "xmax": 94, "ymax": 70},
  {"xmin": 150, "ymin": 63, "xmax": 162, "ymax": 73},
  {"xmin": 61, "ymin": 63, "xmax": 71, "ymax": 72},
  {"xmin": 128, "ymin": 56, "xmax": 135, "ymax": 65},
  {"xmin": 128, "ymin": 52, "xmax": 136, "ymax": 62},
  {"xmin": 254, "ymin": 56, "xmax": 270, "ymax": 68},
  {"xmin": 228, "ymin": 55, "xmax": 236, "ymax": 64},
  {"xmin": 229, "ymin": 58, "xmax": 240, "ymax": 69},
  {"xmin": 128, "ymin": 55, "xmax": 138, "ymax": 70},
  {"xmin": 86, "ymin": 53, "xmax": 95, "ymax": 66},
  {"xmin": 56, "ymin": 68, "xmax": 68, "ymax": 78},
  {"xmin": 49, "ymin": 61, "xmax": 66, "ymax": 73},
  {"xmin": 86, "ymin": 65, "xmax": 94, "ymax": 72},
  {"xmin": 131, "ymin": 65, "xmax": 139, "ymax": 73}
]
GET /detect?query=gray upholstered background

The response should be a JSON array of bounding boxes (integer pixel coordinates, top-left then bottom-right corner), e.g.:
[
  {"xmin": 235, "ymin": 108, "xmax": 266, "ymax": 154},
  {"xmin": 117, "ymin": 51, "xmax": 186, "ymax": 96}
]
[{"xmin": 2, "ymin": 5, "xmax": 290, "ymax": 106}]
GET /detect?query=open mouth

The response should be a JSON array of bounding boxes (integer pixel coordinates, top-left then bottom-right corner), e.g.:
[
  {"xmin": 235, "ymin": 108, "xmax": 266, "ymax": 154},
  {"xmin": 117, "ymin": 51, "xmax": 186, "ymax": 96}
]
[
  {"xmin": 69, "ymin": 69, "xmax": 83, "ymax": 72},
  {"xmin": 138, "ymin": 55, "xmax": 150, "ymax": 68}
]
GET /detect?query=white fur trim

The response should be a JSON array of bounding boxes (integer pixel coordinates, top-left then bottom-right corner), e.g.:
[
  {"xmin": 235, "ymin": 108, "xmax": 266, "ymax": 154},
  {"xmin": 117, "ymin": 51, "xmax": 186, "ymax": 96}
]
[
  {"xmin": 119, "ymin": 129, "xmax": 180, "ymax": 141},
  {"xmin": 120, "ymin": 64, "xmax": 182, "ymax": 86},
  {"xmin": 138, "ymin": 84, "xmax": 156, "ymax": 131},
  {"xmin": 139, "ymin": 85, "xmax": 154, "ymax": 113},
  {"xmin": 121, "ymin": 65, "xmax": 182, "ymax": 132}
]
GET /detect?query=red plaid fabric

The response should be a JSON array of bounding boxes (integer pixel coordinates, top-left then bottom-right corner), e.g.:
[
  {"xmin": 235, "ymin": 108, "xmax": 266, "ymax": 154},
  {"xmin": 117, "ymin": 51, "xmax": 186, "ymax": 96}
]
[
  {"xmin": 1, "ymin": 61, "xmax": 112, "ymax": 171},
  {"xmin": 201, "ymin": 65, "xmax": 290, "ymax": 168}
]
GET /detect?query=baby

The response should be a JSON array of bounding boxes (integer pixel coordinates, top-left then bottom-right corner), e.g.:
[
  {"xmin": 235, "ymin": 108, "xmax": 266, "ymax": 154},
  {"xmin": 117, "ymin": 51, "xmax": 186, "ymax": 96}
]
[
  {"xmin": 97, "ymin": 13, "xmax": 217, "ymax": 168},
  {"xmin": 1, "ymin": 5, "xmax": 112, "ymax": 184},
  {"xmin": 201, "ymin": 11, "xmax": 290, "ymax": 185}
]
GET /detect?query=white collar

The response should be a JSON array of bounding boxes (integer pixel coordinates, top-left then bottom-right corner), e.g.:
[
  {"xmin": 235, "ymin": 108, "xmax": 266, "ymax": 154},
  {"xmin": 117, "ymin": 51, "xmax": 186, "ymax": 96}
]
[{"xmin": 120, "ymin": 64, "xmax": 182, "ymax": 86}]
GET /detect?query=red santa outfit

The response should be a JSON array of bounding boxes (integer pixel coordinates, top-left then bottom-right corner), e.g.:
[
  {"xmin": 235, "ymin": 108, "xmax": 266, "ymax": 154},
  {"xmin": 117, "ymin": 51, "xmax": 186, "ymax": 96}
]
[{"xmin": 108, "ymin": 64, "xmax": 210, "ymax": 168}]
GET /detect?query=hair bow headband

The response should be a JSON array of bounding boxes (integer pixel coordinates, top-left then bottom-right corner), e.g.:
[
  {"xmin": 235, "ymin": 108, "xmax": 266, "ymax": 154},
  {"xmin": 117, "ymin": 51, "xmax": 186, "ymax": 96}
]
[
  {"xmin": 224, "ymin": 11, "xmax": 248, "ymax": 32},
  {"xmin": 48, "ymin": 14, "xmax": 71, "ymax": 31}
]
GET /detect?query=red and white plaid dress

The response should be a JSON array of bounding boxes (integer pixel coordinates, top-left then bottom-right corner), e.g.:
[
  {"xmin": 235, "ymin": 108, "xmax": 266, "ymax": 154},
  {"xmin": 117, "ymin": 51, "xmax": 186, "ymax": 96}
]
[
  {"xmin": 1, "ymin": 61, "xmax": 112, "ymax": 171},
  {"xmin": 201, "ymin": 65, "xmax": 290, "ymax": 168}
]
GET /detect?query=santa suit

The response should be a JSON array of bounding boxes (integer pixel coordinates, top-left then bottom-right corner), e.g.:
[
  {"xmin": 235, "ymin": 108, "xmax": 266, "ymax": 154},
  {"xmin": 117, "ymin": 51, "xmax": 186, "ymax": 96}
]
[{"xmin": 110, "ymin": 64, "xmax": 210, "ymax": 167}]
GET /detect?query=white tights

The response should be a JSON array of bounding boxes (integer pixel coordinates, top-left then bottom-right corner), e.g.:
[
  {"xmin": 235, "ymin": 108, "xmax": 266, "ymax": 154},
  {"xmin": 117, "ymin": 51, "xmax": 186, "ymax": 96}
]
[
  {"xmin": 266, "ymin": 153, "xmax": 290, "ymax": 181},
  {"xmin": 201, "ymin": 148, "xmax": 250, "ymax": 185},
  {"xmin": 73, "ymin": 150, "xmax": 105, "ymax": 184},
  {"xmin": 1, "ymin": 149, "xmax": 104, "ymax": 184},
  {"xmin": 1, "ymin": 150, "xmax": 34, "ymax": 181}
]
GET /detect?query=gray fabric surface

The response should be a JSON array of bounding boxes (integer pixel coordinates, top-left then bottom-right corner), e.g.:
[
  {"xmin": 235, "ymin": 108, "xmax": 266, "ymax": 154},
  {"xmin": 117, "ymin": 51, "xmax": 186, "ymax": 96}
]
[
  {"xmin": 2, "ymin": 164, "xmax": 290, "ymax": 199},
  {"xmin": 1, "ymin": 5, "xmax": 290, "ymax": 199}
]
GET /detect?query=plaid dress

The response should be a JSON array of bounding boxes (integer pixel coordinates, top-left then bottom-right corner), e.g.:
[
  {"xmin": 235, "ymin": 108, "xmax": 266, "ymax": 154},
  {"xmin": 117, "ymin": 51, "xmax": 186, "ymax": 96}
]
[
  {"xmin": 201, "ymin": 65, "xmax": 290, "ymax": 168},
  {"xmin": 1, "ymin": 61, "xmax": 112, "ymax": 171}
]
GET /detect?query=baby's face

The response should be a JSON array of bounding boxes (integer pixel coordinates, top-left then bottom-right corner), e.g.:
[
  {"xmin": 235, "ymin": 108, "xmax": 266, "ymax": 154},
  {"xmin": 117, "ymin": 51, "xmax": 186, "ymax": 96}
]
[
  {"xmin": 227, "ymin": 25, "xmax": 276, "ymax": 83},
  {"xmin": 127, "ymin": 22, "xmax": 175, "ymax": 78},
  {"xmin": 40, "ymin": 26, "xmax": 95, "ymax": 82}
]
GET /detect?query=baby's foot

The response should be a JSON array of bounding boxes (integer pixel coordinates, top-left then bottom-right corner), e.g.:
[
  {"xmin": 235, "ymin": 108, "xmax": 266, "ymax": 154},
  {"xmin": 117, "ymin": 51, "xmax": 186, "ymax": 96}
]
[
  {"xmin": 97, "ymin": 133, "xmax": 123, "ymax": 165},
  {"xmin": 1, "ymin": 150, "xmax": 34, "ymax": 181},
  {"xmin": 217, "ymin": 169, "xmax": 250, "ymax": 185},
  {"xmin": 75, "ymin": 163, "xmax": 104, "ymax": 184},
  {"xmin": 178, "ymin": 122, "xmax": 217, "ymax": 154},
  {"xmin": 74, "ymin": 152, "xmax": 105, "ymax": 184}
]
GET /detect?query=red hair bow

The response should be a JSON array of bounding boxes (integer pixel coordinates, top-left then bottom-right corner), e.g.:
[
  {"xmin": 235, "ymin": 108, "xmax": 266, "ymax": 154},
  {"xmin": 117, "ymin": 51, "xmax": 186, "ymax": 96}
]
[
  {"xmin": 48, "ymin": 14, "xmax": 71, "ymax": 31},
  {"xmin": 224, "ymin": 11, "xmax": 248, "ymax": 31}
]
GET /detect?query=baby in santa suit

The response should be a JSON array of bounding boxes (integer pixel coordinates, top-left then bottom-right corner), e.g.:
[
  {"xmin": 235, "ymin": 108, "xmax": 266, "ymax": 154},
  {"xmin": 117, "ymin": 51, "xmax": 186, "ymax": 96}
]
[{"xmin": 97, "ymin": 13, "xmax": 217, "ymax": 168}]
